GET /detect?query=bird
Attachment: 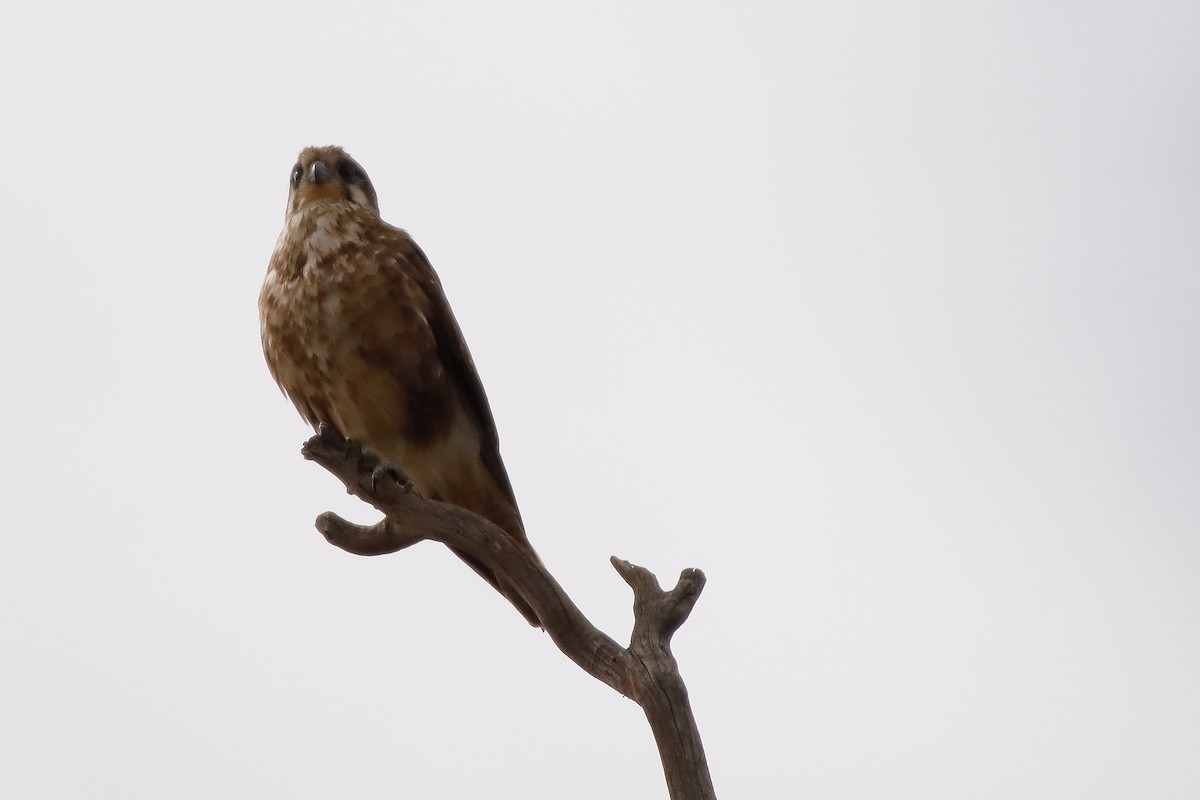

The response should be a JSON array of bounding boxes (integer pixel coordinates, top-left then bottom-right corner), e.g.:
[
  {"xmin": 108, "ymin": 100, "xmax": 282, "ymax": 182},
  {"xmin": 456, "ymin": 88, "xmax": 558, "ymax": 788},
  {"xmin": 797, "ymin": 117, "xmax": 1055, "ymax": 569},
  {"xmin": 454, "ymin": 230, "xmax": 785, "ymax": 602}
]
[{"xmin": 259, "ymin": 145, "xmax": 541, "ymax": 626}]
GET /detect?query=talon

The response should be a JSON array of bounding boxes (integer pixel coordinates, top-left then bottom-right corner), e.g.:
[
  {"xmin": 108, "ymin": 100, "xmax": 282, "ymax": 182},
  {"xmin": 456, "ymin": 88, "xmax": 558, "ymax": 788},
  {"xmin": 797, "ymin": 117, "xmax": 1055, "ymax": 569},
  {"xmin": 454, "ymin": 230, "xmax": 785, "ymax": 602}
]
[
  {"xmin": 370, "ymin": 463, "xmax": 411, "ymax": 495},
  {"xmin": 318, "ymin": 423, "xmax": 345, "ymax": 445}
]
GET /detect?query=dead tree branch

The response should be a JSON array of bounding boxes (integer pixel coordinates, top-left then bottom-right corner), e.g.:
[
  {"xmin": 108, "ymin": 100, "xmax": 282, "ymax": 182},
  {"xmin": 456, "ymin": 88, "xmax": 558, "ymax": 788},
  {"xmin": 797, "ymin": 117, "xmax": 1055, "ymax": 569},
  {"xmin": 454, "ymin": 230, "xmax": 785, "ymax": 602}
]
[{"xmin": 300, "ymin": 424, "xmax": 716, "ymax": 800}]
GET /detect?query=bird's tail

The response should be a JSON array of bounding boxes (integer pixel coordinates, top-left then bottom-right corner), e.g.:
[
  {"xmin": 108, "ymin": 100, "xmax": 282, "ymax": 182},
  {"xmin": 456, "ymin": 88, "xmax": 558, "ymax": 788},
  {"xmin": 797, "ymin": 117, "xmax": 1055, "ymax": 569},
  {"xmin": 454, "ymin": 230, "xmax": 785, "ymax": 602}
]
[{"xmin": 450, "ymin": 547, "xmax": 542, "ymax": 627}]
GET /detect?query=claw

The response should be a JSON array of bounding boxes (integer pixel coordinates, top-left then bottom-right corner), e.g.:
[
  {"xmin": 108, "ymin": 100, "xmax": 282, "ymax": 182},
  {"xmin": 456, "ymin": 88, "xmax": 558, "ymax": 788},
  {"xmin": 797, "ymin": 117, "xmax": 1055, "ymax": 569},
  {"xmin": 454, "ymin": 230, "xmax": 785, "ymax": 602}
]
[
  {"xmin": 317, "ymin": 422, "xmax": 345, "ymax": 446},
  {"xmin": 370, "ymin": 462, "xmax": 411, "ymax": 496}
]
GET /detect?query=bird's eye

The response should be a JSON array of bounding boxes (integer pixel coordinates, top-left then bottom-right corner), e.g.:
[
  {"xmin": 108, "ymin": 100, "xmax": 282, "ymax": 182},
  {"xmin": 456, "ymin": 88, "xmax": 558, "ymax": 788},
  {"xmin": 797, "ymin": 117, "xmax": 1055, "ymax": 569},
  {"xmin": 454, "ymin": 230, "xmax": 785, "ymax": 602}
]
[
  {"xmin": 337, "ymin": 161, "xmax": 360, "ymax": 183},
  {"xmin": 290, "ymin": 164, "xmax": 303, "ymax": 188}
]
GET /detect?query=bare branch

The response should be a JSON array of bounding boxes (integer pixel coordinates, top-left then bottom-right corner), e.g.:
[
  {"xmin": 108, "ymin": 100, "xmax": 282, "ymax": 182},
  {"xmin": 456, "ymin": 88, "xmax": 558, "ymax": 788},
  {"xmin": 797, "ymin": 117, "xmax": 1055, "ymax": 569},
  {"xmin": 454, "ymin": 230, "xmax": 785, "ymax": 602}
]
[
  {"xmin": 298, "ymin": 425, "xmax": 716, "ymax": 800},
  {"xmin": 612, "ymin": 558, "xmax": 707, "ymax": 643}
]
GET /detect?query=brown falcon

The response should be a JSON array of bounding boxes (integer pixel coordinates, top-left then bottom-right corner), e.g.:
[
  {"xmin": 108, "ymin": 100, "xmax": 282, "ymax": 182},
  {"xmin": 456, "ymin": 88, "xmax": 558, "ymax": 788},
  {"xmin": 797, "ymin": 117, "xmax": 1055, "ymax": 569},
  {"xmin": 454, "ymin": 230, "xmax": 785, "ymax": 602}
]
[{"xmin": 260, "ymin": 145, "xmax": 540, "ymax": 626}]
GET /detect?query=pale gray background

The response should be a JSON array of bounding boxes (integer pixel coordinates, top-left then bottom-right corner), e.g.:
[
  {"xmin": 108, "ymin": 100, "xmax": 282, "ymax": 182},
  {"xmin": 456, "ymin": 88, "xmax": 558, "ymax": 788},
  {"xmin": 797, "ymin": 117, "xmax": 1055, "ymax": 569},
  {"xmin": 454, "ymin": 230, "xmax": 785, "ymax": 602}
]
[{"xmin": 3, "ymin": 2, "xmax": 1198, "ymax": 797}]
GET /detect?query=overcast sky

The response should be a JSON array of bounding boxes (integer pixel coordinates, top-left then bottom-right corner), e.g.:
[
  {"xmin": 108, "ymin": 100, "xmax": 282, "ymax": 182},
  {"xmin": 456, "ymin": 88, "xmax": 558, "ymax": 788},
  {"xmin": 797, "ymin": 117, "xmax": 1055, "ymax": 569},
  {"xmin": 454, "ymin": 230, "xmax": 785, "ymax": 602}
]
[{"xmin": 3, "ymin": 2, "xmax": 1198, "ymax": 798}]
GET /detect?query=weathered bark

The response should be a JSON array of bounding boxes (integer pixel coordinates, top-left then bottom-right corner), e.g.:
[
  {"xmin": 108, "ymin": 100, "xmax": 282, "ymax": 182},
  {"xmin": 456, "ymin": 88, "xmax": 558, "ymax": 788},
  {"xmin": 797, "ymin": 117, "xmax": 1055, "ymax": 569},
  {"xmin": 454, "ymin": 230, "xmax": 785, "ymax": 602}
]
[{"xmin": 301, "ymin": 425, "xmax": 716, "ymax": 800}]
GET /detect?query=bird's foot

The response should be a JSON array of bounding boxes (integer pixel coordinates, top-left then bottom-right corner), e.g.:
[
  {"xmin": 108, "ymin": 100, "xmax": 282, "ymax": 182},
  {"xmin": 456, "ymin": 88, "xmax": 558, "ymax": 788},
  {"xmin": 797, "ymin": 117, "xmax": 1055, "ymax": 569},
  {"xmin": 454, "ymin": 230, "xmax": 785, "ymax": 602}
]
[
  {"xmin": 370, "ymin": 461, "xmax": 413, "ymax": 497},
  {"xmin": 313, "ymin": 422, "xmax": 357, "ymax": 456},
  {"xmin": 306, "ymin": 423, "xmax": 411, "ymax": 499},
  {"xmin": 303, "ymin": 423, "xmax": 356, "ymax": 467}
]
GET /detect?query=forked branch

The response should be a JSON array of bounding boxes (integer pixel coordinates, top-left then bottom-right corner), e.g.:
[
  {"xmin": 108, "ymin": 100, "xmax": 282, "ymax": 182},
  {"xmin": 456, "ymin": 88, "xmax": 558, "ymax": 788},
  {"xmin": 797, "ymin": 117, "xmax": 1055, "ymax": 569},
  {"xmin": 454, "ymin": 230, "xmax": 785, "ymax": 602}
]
[{"xmin": 300, "ymin": 425, "xmax": 716, "ymax": 800}]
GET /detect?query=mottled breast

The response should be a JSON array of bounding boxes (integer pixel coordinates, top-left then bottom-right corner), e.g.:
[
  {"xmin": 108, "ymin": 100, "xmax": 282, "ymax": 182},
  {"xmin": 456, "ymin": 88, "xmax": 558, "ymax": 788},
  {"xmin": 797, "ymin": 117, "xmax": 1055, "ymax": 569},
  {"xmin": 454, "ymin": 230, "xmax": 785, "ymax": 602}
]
[{"xmin": 259, "ymin": 200, "xmax": 460, "ymax": 466}]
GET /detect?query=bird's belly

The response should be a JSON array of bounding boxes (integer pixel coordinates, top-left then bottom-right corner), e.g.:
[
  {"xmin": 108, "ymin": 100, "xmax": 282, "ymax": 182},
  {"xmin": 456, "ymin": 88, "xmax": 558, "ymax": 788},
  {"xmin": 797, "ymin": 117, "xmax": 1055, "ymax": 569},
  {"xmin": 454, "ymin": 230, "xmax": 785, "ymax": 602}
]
[{"xmin": 317, "ymin": 350, "xmax": 480, "ymax": 491}]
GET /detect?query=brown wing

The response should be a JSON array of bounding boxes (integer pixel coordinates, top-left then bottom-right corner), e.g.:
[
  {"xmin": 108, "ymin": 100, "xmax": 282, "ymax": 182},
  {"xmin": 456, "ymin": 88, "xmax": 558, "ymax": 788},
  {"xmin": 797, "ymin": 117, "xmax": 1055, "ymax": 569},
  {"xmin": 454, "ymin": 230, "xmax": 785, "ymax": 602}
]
[
  {"xmin": 391, "ymin": 231, "xmax": 524, "ymax": 529},
  {"xmin": 390, "ymin": 230, "xmax": 543, "ymax": 625}
]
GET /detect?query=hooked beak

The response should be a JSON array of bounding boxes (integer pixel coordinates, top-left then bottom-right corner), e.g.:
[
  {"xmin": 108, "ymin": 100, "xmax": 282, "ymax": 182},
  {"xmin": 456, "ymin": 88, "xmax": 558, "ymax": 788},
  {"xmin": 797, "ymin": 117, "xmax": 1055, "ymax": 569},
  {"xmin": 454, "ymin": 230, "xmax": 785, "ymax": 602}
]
[{"xmin": 308, "ymin": 161, "xmax": 331, "ymax": 184}]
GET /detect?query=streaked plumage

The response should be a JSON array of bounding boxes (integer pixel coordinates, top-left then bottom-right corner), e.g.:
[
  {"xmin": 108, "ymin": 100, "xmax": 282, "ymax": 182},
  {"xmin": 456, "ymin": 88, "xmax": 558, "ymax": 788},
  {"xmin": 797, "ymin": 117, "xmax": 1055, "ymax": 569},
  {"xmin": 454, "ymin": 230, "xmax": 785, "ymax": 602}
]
[{"xmin": 260, "ymin": 146, "xmax": 539, "ymax": 625}]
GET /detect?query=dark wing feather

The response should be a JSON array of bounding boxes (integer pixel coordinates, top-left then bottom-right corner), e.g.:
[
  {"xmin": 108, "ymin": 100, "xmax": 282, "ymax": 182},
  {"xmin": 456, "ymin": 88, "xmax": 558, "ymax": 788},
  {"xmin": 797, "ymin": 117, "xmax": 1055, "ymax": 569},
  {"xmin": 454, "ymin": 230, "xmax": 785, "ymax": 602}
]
[
  {"xmin": 395, "ymin": 233, "xmax": 523, "ymax": 524},
  {"xmin": 396, "ymin": 232, "xmax": 542, "ymax": 626}
]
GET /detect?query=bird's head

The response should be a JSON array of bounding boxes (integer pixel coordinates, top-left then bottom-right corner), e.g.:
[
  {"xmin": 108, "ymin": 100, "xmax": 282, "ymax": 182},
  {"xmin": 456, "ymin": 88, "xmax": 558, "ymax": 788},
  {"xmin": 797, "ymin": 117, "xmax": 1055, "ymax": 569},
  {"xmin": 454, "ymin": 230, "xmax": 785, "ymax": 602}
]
[{"xmin": 285, "ymin": 145, "xmax": 379, "ymax": 217}]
